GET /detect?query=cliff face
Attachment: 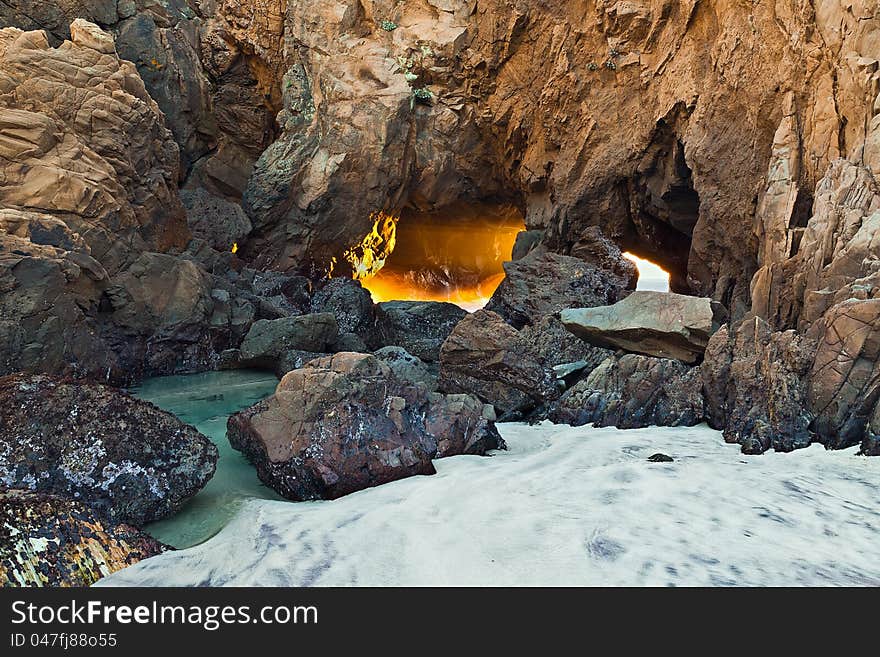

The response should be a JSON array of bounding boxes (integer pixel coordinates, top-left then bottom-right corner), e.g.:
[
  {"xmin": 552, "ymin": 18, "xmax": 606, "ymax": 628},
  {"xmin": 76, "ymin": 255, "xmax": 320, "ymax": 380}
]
[
  {"xmin": 2, "ymin": 2, "xmax": 880, "ymax": 453},
  {"xmin": 211, "ymin": 0, "xmax": 879, "ymax": 315}
]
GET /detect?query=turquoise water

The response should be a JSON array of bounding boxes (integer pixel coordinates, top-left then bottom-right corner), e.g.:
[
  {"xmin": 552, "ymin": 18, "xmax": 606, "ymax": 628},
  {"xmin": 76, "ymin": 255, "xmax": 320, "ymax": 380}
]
[{"xmin": 131, "ymin": 370, "xmax": 283, "ymax": 549}]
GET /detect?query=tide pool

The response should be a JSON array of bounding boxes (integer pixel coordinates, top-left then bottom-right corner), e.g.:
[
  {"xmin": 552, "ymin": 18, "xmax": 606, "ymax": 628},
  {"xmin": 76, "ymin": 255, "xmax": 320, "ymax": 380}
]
[{"xmin": 131, "ymin": 370, "xmax": 282, "ymax": 549}]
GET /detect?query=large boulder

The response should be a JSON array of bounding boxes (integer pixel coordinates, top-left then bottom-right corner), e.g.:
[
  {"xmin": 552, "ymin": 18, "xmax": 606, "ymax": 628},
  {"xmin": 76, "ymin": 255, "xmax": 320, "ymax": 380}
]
[
  {"xmin": 438, "ymin": 311, "xmax": 557, "ymax": 418},
  {"xmin": 808, "ymin": 299, "xmax": 880, "ymax": 450},
  {"xmin": 0, "ymin": 374, "xmax": 217, "ymax": 526},
  {"xmin": 702, "ymin": 318, "xmax": 816, "ymax": 454},
  {"xmin": 562, "ymin": 292, "xmax": 726, "ymax": 364},
  {"xmin": 486, "ymin": 243, "xmax": 636, "ymax": 329},
  {"xmin": 377, "ymin": 301, "xmax": 468, "ymax": 362},
  {"xmin": 0, "ymin": 490, "xmax": 166, "ymax": 587},
  {"xmin": 181, "ymin": 188, "xmax": 252, "ymax": 252},
  {"xmin": 310, "ymin": 278, "xmax": 380, "ymax": 347},
  {"xmin": 238, "ymin": 313, "xmax": 338, "ymax": 368},
  {"xmin": 227, "ymin": 353, "xmax": 503, "ymax": 501},
  {"xmin": 550, "ymin": 354, "xmax": 705, "ymax": 429}
]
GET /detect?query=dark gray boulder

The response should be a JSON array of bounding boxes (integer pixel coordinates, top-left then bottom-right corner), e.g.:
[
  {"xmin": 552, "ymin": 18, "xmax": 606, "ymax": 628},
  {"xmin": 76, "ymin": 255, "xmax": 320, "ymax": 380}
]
[
  {"xmin": 378, "ymin": 301, "xmax": 467, "ymax": 362},
  {"xmin": 239, "ymin": 313, "xmax": 338, "ymax": 368},
  {"xmin": 0, "ymin": 374, "xmax": 217, "ymax": 526},
  {"xmin": 550, "ymin": 354, "xmax": 705, "ymax": 429}
]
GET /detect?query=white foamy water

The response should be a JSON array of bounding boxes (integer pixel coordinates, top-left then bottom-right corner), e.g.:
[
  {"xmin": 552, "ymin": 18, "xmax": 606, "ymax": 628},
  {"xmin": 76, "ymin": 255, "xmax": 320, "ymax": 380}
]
[{"xmin": 99, "ymin": 422, "xmax": 880, "ymax": 587}]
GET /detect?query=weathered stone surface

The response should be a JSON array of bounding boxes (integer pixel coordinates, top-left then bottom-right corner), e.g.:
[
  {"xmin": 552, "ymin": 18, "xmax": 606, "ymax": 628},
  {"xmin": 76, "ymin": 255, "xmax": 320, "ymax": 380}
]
[
  {"xmin": 0, "ymin": 490, "xmax": 166, "ymax": 587},
  {"xmin": 562, "ymin": 292, "xmax": 726, "ymax": 364},
  {"xmin": 808, "ymin": 299, "xmax": 880, "ymax": 450},
  {"xmin": 702, "ymin": 318, "xmax": 816, "ymax": 454},
  {"xmin": 486, "ymin": 240, "xmax": 636, "ymax": 329},
  {"xmin": 181, "ymin": 188, "xmax": 252, "ymax": 252},
  {"xmin": 0, "ymin": 374, "xmax": 217, "ymax": 526},
  {"xmin": 438, "ymin": 310, "xmax": 557, "ymax": 418},
  {"xmin": 239, "ymin": 314, "xmax": 338, "ymax": 367},
  {"xmin": 310, "ymin": 278, "xmax": 381, "ymax": 348},
  {"xmin": 374, "ymin": 346, "xmax": 438, "ymax": 391},
  {"xmin": 227, "ymin": 353, "xmax": 503, "ymax": 500},
  {"xmin": 377, "ymin": 301, "xmax": 467, "ymax": 362},
  {"xmin": 550, "ymin": 354, "xmax": 705, "ymax": 429},
  {"xmin": 0, "ymin": 23, "xmax": 189, "ymax": 274}
]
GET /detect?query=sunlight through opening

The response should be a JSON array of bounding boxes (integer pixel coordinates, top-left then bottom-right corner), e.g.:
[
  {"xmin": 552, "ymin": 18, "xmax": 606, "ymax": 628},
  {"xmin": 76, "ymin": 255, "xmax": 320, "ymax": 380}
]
[{"xmin": 624, "ymin": 252, "xmax": 670, "ymax": 292}]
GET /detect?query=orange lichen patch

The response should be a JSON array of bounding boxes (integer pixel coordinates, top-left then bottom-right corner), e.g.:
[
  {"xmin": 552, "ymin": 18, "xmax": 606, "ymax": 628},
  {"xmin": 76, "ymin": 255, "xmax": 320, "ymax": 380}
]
[
  {"xmin": 231, "ymin": 242, "xmax": 239, "ymax": 254},
  {"xmin": 341, "ymin": 203, "xmax": 524, "ymax": 311}
]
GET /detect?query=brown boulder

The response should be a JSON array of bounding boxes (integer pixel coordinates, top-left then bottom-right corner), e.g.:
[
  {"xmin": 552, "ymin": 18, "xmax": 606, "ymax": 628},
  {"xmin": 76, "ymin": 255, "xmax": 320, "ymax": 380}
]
[
  {"xmin": 486, "ymin": 239, "xmax": 636, "ymax": 329},
  {"xmin": 227, "ymin": 353, "xmax": 503, "ymax": 500}
]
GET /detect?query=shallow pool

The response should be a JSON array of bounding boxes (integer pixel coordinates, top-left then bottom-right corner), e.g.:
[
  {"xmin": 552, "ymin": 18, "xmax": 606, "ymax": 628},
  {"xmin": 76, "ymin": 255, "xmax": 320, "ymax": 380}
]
[{"xmin": 131, "ymin": 370, "xmax": 283, "ymax": 549}]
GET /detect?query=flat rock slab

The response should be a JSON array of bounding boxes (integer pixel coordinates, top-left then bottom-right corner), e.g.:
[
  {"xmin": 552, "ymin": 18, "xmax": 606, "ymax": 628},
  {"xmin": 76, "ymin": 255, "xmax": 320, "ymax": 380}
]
[{"xmin": 561, "ymin": 292, "xmax": 726, "ymax": 364}]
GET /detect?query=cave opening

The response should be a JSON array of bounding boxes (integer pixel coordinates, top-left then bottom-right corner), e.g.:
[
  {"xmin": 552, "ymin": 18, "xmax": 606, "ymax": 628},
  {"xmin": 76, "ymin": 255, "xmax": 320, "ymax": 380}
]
[
  {"xmin": 624, "ymin": 130, "xmax": 700, "ymax": 294},
  {"xmin": 623, "ymin": 252, "xmax": 671, "ymax": 293},
  {"xmin": 347, "ymin": 201, "xmax": 526, "ymax": 311}
]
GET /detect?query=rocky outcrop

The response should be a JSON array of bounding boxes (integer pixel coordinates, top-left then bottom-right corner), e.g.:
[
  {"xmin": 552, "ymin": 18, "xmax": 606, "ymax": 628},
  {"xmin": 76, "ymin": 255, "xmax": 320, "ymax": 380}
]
[
  {"xmin": 550, "ymin": 354, "xmax": 705, "ymax": 429},
  {"xmin": 0, "ymin": 374, "xmax": 217, "ymax": 525},
  {"xmin": 702, "ymin": 318, "xmax": 816, "ymax": 454},
  {"xmin": 238, "ymin": 313, "xmax": 338, "ymax": 368},
  {"xmin": 562, "ymin": 292, "xmax": 726, "ymax": 364},
  {"xmin": 0, "ymin": 22, "xmax": 189, "ymax": 272},
  {"xmin": 227, "ymin": 353, "xmax": 503, "ymax": 500},
  {"xmin": 377, "ymin": 301, "xmax": 467, "ymax": 361},
  {"xmin": 0, "ymin": 490, "xmax": 166, "ymax": 587},
  {"xmin": 486, "ymin": 238, "xmax": 636, "ymax": 329},
  {"xmin": 438, "ymin": 310, "xmax": 557, "ymax": 418}
]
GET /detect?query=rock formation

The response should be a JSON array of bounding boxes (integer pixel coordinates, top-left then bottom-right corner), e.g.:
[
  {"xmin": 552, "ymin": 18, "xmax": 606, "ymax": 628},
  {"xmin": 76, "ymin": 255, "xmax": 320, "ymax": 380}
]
[
  {"xmin": 561, "ymin": 292, "xmax": 726, "ymax": 364},
  {"xmin": 0, "ymin": 490, "xmax": 166, "ymax": 587},
  {"xmin": 227, "ymin": 353, "xmax": 503, "ymax": 500},
  {"xmin": 0, "ymin": 374, "xmax": 217, "ymax": 526},
  {"xmin": 550, "ymin": 354, "xmax": 705, "ymax": 429}
]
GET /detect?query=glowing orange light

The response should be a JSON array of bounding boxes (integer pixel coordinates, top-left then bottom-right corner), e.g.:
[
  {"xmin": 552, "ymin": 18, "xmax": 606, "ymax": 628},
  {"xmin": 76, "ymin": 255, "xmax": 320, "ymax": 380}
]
[
  {"xmin": 339, "ymin": 203, "xmax": 524, "ymax": 311},
  {"xmin": 231, "ymin": 242, "xmax": 239, "ymax": 254},
  {"xmin": 623, "ymin": 252, "xmax": 670, "ymax": 292}
]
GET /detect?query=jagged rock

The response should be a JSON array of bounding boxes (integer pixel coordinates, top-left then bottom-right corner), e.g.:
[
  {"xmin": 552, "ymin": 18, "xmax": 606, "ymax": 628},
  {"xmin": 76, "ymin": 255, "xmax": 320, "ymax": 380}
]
[
  {"xmin": 562, "ymin": 292, "xmax": 726, "ymax": 364},
  {"xmin": 0, "ymin": 490, "xmax": 166, "ymax": 587},
  {"xmin": 0, "ymin": 374, "xmax": 217, "ymax": 525},
  {"xmin": 181, "ymin": 188, "xmax": 252, "ymax": 252},
  {"xmin": 808, "ymin": 299, "xmax": 880, "ymax": 450},
  {"xmin": 239, "ymin": 314, "xmax": 338, "ymax": 368},
  {"xmin": 377, "ymin": 301, "xmax": 467, "ymax": 362},
  {"xmin": 486, "ymin": 242, "xmax": 636, "ymax": 329},
  {"xmin": 702, "ymin": 318, "xmax": 816, "ymax": 454},
  {"xmin": 648, "ymin": 454, "xmax": 675, "ymax": 463},
  {"xmin": 511, "ymin": 230, "xmax": 544, "ymax": 261},
  {"xmin": 310, "ymin": 278, "xmax": 381, "ymax": 348},
  {"xmin": 518, "ymin": 314, "xmax": 612, "ymax": 374},
  {"xmin": 227, "ymin": 353, "xmax": 503, "ymax": 500},
  {"xmin": 374, "ymin": 346, "xmax": 438, "ymax": 391},
  {"xmin": 439, "ymin": 310, "xmax": 556, "ymax": 417},
  {"xmin": 550, "ymin": 354, "xmax": 705, "ymax": 429},
  {"xmin": 0, "ymin": 23, "xmax": 188, "ymax": 274}
]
